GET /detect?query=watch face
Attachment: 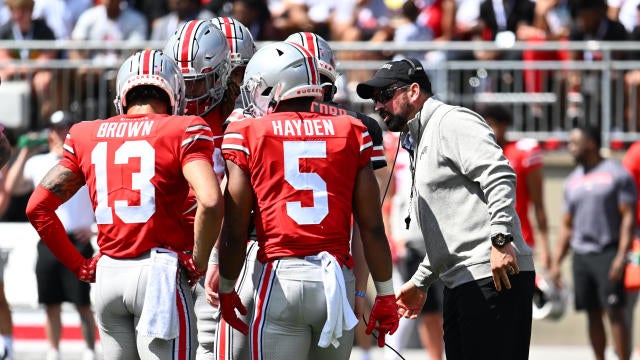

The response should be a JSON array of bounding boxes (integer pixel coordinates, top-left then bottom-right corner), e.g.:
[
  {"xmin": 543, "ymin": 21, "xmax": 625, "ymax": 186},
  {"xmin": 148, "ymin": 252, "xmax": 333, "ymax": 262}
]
[{"xmin": 493, "ymin": 234, "xmax": 505, "ymax": 246}]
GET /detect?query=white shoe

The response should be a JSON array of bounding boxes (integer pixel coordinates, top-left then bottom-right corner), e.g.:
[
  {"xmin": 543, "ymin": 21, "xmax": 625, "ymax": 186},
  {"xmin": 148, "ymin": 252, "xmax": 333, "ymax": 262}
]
[{"xmin": 45, "ymin": 349, "xmax": 60, "ymax": 360}]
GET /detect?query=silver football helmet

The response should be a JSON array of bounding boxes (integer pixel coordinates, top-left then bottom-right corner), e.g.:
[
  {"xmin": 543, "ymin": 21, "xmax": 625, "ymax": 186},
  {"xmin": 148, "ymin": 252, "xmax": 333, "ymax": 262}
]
[
  {"xmin": 241, "ymin": 41, "xmax": 324, "ymax": 117},
  {"xmin": 113, "ymin": 49, "xmax": 186, "ymax": 116},
  {"xmin": 210, "ymin": 17, "xmax": 256, "ymax": 70},
  {"xmin": 285, "ymin": 32, "xmax": 337, "ymax": 84},
  {"xmin": 532, "ymin": 274, "xmax": 569, "ymax": 321},
  {"xmin": 163, "ymin": 20, "xmax": 231, "ymax": 116}
]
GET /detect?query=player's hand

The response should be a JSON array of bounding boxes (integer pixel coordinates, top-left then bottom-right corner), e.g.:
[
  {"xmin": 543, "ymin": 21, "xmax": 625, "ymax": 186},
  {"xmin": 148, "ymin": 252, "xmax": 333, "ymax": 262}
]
[
  {"xmin": 76, "ymin": 253, "xmax": 101, "ymax": 283},
  {"xmin": 177, "ymin": 252, "xmax": 206, "ymax": 287},
  {"xmin": 219, "ymin": 291, "xmax": 249, "ymax": 336},
  {"xmin": 205, "ymin": 263, "xmax": 220, "ymax": 307},
  {"xmin": 396, "ymin": 281, "xmax": 427, "ymax": 319},
  {"xmin": 609, "ymin": 253, "xmax": 626, "ymax": 282},
  {"xmin": 366, "ymin": 294, "xmax": 399, "ymax": 347},
  {"xmin": 490, "ymin": 243, "xmax": 519, "ymax": 291}
]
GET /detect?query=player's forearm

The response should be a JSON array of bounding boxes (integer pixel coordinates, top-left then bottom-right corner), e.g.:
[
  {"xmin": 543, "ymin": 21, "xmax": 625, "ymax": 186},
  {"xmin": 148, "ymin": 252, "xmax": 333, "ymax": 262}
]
[
  {"xmin": 193, "ymin": 200, "xmax": 223, "ymax": 271},
  {"xmin": 351, "ymin": 225, "xmax": 370, "ymax": 293},
  {"xmin": 219, "ymin": 225, "xmax": 247, "ymax": 280},
  {"xmin": 361, "ymin": 226, "xmax": 393, "ymax": 283},
  {"xmin": 553, "ymin": 223, "xmax": 572, "ymax": 265}
]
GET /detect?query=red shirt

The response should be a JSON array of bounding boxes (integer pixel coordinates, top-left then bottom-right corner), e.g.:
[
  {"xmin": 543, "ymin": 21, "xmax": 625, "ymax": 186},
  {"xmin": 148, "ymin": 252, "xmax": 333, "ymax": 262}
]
[
  {"xmin": 222, "ymin": 112, "xmax": 373, "ymax": 265},
  {"xmin": 59, "ymin": 113, "xmax": 214, "ymax": 258},
  {"xmin": 623, "ymin": 142, "xmax": 640, "ymax": 228},
  {"xmin": 503, "ymin": 139, "xmax": 543, "ymax": 246}
]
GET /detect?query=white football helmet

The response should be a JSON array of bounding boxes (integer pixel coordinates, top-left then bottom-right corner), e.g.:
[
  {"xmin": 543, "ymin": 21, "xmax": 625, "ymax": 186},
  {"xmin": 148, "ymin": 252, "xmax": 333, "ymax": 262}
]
[
  {"xmin": 532, "ymin": 274, "xmax": 569, "ymax": 321},
  {"xmin": 113, "ymin": 49, "xmax": 186, "ymax": 116},
  {"xmin": 163, "ymin": 20, "xmax": 231, "ymax": 116},
  {"xmin": 285, "ymin": 32, "xmax": 337, "ymax": 84},
  {"xmin": 210, "ymin": 17, "xmax": 256, "ymax": 70},
  {"xmin": 241, "ymin": 41, "xmax": 324, "ymax": 117}
]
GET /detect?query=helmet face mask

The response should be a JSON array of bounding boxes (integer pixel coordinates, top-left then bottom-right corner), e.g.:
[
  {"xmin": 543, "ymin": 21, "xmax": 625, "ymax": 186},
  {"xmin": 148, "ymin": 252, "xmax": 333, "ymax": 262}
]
[
  {"xmin": 164, "ymin": 20, "xmax": 231, "ymax": 116},
  {"xmin": 532, "ymin": 274, "xmax": 569, "ymax": 321},
  {"xmin": 113, "ymin": 49, "xmax": 186, "ymax": 116},
  {"xmin": 241, "ymin": 42, "xmax": 324, "ymax": 117}
]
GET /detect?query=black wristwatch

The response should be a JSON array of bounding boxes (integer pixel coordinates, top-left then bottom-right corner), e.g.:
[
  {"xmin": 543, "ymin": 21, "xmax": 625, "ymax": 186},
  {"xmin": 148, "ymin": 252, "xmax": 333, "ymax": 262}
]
[{"xmin": 491, "ymin": 233, "xmax": 514, "ymax": 248}]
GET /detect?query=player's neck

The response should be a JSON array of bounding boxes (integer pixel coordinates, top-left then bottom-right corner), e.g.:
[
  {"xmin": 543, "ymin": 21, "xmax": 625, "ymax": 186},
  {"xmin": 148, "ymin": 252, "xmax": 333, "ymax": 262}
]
[
  {"xmin": 275, "ymin": 98, "xmax": 314, "ymax": 113},
  {"xmin": 126, "ymin": 103, "xmax": 169, "ymax": 116}
]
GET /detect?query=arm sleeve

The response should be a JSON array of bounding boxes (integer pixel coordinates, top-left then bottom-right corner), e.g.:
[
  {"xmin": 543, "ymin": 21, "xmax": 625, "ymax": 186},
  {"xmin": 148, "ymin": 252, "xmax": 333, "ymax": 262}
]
[
  {"xmin": 355, "ymin": 120, "xmax": 374, "ymax": 170},
  {"xmin": 357, "ymin": 113, "xmax": 387, "ymax": 170},
  {"xmin": 439, "ymin": 108, "xmax": 517, "ymax": 236},
  {"xmin": 26, "ymin": 186, "xmax": 86, "ymax": 273}
]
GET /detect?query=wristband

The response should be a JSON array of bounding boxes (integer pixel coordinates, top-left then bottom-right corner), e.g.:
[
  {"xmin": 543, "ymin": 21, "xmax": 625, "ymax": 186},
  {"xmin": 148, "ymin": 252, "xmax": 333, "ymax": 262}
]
[
  {"xmin": 208, "ymin": 247, "xmax": 219, "ymax": 265},
  {"xmin": 219, "ymin": 275, "xmax": 237, "ymax": 294},
  {"xmin": 355, "ymin": 290, "xmax": 366, "ymax": 298},
  {"xmin": 373, "ymin": 279, "xmax": 395, "ymax": 296}
]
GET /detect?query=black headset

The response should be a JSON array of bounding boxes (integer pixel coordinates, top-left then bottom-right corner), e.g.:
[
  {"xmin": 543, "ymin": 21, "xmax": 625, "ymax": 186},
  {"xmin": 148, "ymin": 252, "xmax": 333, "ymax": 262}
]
[{"xmin": 402, "ymin": 58, "xmax": 423, "ymax": 77}]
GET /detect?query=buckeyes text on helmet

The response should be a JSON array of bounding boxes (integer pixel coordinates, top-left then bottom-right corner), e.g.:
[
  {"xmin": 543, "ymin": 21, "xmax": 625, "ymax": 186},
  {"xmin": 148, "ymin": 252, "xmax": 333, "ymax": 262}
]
[
  {"xmin": 163, "ymin": 20, "xmax": 231, "ymax": 116},
  {"xmin": 241, "ymin": 41, "xmax": 324, "ymax": 117},
  {"xmin": 113, "ymin": 49, "xmax": 186, "ymax": 116}
]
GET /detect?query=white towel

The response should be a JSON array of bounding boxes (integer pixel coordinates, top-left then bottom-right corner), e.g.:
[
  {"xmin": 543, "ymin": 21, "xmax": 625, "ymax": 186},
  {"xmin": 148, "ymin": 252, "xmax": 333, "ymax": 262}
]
[
  {"xmin": 137, "ymin": 248, "xmax": 179, "ymax": 339},
  {"xmin": 306, "ymin": 251, "xmax": 358, "ymax": 348}
]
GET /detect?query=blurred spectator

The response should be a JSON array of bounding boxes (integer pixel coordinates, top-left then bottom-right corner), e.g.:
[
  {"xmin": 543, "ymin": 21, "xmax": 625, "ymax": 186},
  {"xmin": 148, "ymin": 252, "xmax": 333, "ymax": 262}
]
[
  {"xmin": 32, "ymin": 0, "xmax": 92, "ymax": 40},
  {"xmin": 483, "ymin": 105, "xmax": 552, "ymax": 270},
  {"xmin": 5, "ymin": 111, "xmax": 97, "ymax": 360},
  {"xmin": 416, "ymin": 0, "xmax": 455, "ymax": 41},
  {"xmin": 0, "ymin": 0, "xmax": 60, "ymax": 129},
  {"xmin": 127, "ymin": 0, "xmax": 169, "ymax": 32},
  {"xmin": 69, "ymin": 0, "xmax": 148, "ymax": 66},
  {"xmin": 565, "ymin": 0, "xmax": 628, "ymax": 125},
  {"xmin": 232, "ymin": 0, "xmax": 282, "ymax": 40},
  {"xmin": 608, "ymin": 0, "xmax": 640, "ymax": 33},
  {"xmin": 269, "ymin": 0, "xmax": 348, "ymax": 40},
  {"xmin": 551, "ymin": 125, "xmax": 636, "ymax": 360},
  {"xmin": 335, "ymin": 0, "xmax": 394, "ymax": 89},
  {"xmin": 452, "ymin": 0, "xmax": 482, "ymax": 40},
  {"xmin": 474, "ymin": 0, "xmax": 535, "ymax": 61},
  {"xmin": 522, "ymin": 0, "xmax": 571, "ymax": 107},
  {"xmin": 150, "ymin": 0, "xmax": 215, "ymax": 41},
  {"xmin": 393, "ymin": 0, "xmax": 434, "ymax": 60},
  {"xmin": 623, "ymin": 3, "xmax": 640, "ymax": 131}
]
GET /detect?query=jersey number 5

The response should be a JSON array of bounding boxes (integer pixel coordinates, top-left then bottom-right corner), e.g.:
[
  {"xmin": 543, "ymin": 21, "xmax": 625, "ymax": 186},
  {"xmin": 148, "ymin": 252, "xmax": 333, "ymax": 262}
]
[
  {"xmin": 283, "ymin": 141, "xmax": 329, "ymax": 225},
  {"xmin": 91, "ymin": 141, "xmax": 156, "ymax": 224}
]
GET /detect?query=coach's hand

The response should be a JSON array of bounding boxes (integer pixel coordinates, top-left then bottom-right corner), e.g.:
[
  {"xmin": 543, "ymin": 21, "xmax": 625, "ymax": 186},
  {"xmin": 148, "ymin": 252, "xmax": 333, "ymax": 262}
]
[
  {"xmin": 177, "ymin": 252, "xmax": 206, "ymax": 287},
  {"xmin": 396, "ymin": 281, "xmax": 427, "ymax": 319},
  {"xmin": 77, "ymin": 253, "xmax": 102, "ymax": 283},
  {"xmin": 366, "ymin": 294, "xmax": 399, "ymax": 347},
  {"xmin": 219, "ymin": 291, "xmax": 249, "ymax": 336}
]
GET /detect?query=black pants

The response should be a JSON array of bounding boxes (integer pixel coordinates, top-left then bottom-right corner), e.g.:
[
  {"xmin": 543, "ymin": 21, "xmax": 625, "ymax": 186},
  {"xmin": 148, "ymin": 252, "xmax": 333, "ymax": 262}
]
[{"xmin": 443, "ymin": 271, "xmax": 535, "ymax": 360}]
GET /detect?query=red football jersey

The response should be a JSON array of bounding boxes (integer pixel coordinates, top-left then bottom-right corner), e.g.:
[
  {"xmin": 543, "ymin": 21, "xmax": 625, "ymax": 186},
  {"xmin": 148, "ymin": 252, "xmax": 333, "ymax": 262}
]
[
  {"xmin": 59, "ymin": 113, "xmax": 214, "ymax": 258},
  {"xmin": 222, "ymin": 112, "xmax": 373, "ymax": 265},
  {"xmin": 503, "ymin": 138, "xmax": 544, "ymax": 247}
]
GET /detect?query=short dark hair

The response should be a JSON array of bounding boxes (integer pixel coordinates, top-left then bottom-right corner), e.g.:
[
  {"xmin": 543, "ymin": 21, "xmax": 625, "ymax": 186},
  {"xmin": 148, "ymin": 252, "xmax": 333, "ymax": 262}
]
[
  {"xmin": 480, "ymin": 105, "xmax": 512, "ymax": 125},
  {"xmin": 125, "ymin": 85, "xmax": 171, "ymax": 114},
  {"xmin": 576, "ymin": 125, "xmax": 602, "ymax": 148}
]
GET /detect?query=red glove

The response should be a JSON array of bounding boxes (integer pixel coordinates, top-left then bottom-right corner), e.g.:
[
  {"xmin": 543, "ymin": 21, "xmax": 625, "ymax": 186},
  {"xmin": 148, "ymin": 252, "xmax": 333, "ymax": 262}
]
[
  {"xmin": 76, "ymin": 253, "xmax": 102, "ymax": 283},
  {"xmin": 219, "ymin": 291, "xmax": 249, "ymax": 336},
  {"xmin": 366, "ymin": 294, "xmax": 399, "ymax": 347},
  {"xmin": 177, "ymin": 252, "xmax": 206, "ymax": 287}
]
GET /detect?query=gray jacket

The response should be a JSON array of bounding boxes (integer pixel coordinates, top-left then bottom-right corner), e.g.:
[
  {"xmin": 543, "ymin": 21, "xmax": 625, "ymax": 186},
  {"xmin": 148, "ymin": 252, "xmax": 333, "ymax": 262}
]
[{"xmin": 406, "ymin": 97, "xmax": 534, "ymax": 290}]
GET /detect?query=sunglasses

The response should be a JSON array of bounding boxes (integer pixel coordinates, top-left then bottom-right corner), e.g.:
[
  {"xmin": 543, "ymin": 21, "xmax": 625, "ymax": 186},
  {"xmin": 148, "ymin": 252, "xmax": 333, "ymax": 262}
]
[{"xmin": 372, "ymin": 84, "xmax": 410, "ymax": 104}]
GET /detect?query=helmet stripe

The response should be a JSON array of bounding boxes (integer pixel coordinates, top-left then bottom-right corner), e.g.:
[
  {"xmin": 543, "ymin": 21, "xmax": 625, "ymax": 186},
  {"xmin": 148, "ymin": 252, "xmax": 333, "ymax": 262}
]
[
  {"xmin": 222, "ymin": 17, "xmax": 236, "ymax": 53},
  {"xmin": 180, "ymin": 20, "xmax": 199, "ymax": 71},
  {"xmin": 288, "ymin": 42, "xmax": 318, "ymax": 86},
  {"xmin": 141, "ymin": 49, "xmax": 152, "ymax": 75},
  {"xmin": 303, "ymin": 32, "xmax": 318, "ymax": 57}
]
